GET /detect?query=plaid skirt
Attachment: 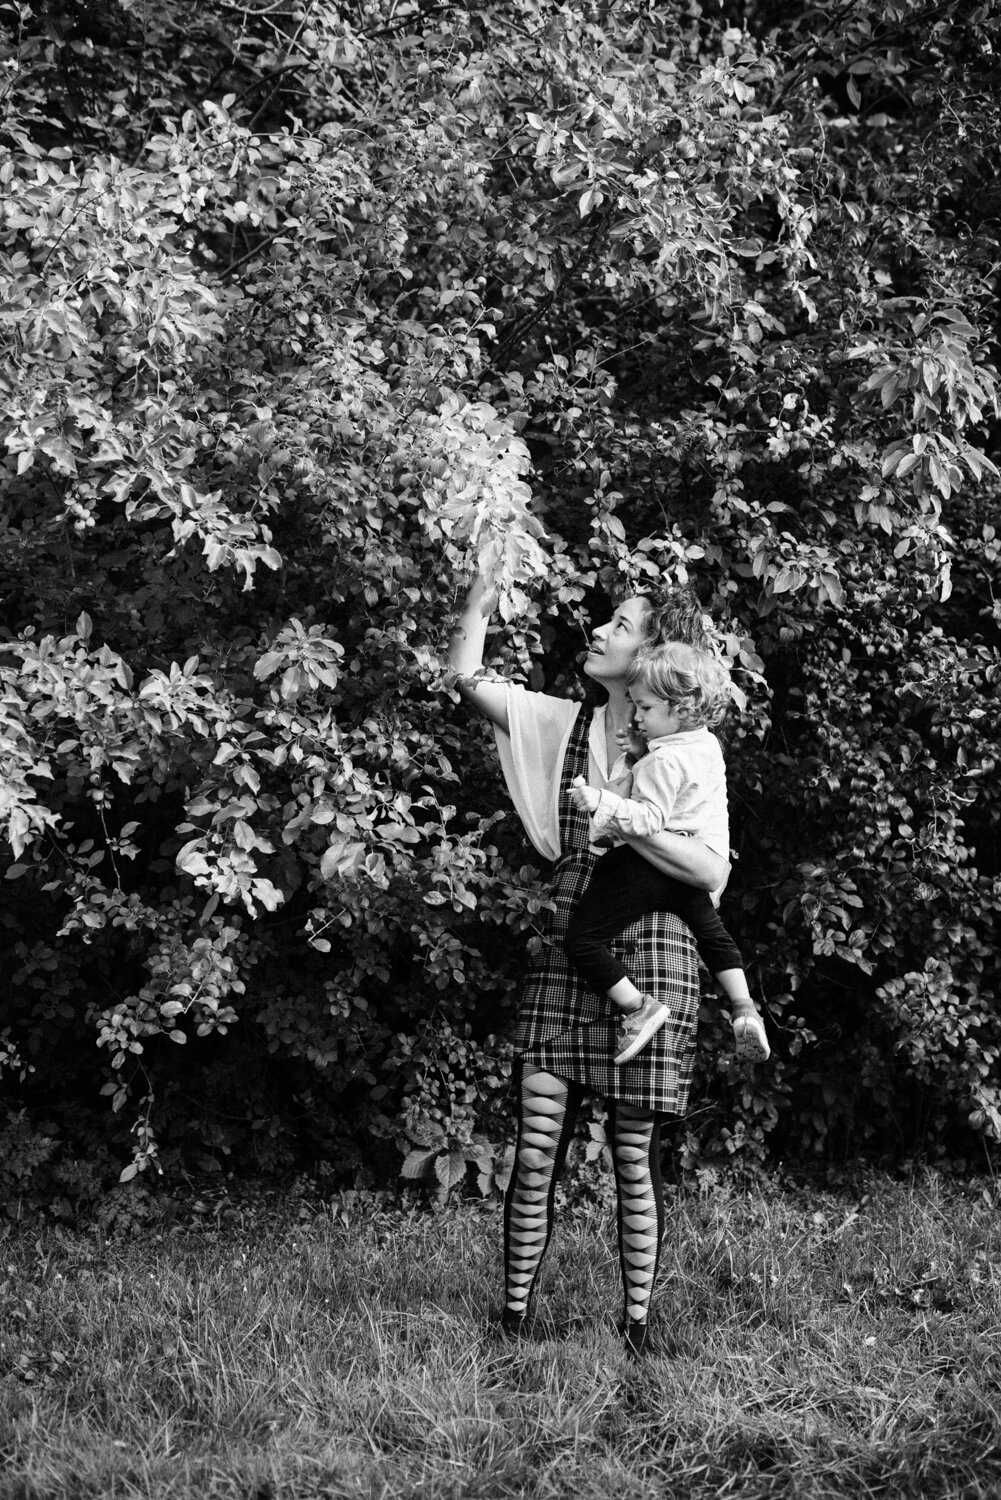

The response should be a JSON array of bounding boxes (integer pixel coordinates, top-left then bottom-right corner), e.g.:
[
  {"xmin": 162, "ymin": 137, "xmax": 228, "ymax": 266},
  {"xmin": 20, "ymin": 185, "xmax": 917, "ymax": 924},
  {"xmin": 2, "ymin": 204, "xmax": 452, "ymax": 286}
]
[{"xmin": 513, "ymin": 717, "xmax": 702, "ymax": 1117}]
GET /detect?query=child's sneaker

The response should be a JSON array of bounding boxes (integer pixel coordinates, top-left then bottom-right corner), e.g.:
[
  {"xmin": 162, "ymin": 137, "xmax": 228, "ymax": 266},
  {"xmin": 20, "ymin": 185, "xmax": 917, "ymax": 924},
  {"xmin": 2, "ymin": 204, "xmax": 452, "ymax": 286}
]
[
  {"xmin": 731, "ymin": 1006, "xmax": 770, "ymax": 1062},
  {"xmin": 613, "ymin": 995, "xmax": 670, "ymax": 1065}
]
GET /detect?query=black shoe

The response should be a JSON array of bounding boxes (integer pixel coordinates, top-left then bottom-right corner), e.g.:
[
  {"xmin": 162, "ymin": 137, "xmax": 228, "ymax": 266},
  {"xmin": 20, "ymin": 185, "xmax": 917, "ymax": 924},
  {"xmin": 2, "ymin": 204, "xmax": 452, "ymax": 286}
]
[
  {"xmin": 623, "ymin": 1320, "xmax": 649, "ymax": 1358},
  {"xmin": 500, "ymin": 1307, "xmax": 528, "ymax": 1338}
]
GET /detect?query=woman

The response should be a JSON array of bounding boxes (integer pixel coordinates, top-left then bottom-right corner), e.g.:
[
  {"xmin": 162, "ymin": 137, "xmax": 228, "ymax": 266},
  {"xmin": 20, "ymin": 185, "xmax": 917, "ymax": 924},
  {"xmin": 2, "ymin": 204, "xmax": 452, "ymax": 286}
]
[{"xmin": 449, "ymin": 574, "xmax": 729, "ymax": 1355}]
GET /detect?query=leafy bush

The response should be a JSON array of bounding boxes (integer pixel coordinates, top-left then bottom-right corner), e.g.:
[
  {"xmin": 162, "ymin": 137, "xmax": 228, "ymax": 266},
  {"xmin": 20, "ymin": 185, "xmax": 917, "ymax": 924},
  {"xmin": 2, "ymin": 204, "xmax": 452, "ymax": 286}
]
[{"xmin": 1, "ymin": 0, "xmax": 999, "ymax": 1199}]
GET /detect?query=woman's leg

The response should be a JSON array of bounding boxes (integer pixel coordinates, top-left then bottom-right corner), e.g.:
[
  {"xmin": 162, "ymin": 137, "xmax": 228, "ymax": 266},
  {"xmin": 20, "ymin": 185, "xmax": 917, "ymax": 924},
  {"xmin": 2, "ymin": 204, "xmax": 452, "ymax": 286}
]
[
  {"xmin": 607, "ymin": 1098, "xmax": 666, "ymax": 1355},
  {"xmin": 503, "ymin": 1061, "xmax": 583, "ymax": 1324}
]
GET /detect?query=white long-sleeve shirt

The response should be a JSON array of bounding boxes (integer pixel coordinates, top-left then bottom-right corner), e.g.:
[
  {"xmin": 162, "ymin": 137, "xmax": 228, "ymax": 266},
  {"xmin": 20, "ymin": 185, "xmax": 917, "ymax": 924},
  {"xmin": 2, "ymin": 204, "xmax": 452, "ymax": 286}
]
[
  {"xmin": 490, "ymin": 687, "xmax": 729, "ymax": 900},
  {"xmin": 490, "ymin": 686, "xmax": 628, "ymax": 860},
  {"xmin": 588, "ymin": 726, "xmax": 730, "ymax": 860}
]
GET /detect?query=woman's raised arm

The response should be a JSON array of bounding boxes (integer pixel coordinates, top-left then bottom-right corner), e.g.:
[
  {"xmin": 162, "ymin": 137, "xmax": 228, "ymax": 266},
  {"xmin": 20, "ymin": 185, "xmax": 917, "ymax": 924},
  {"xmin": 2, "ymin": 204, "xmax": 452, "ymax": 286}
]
[
  {"xmin": 447, "ymin": 575, "xmax": 510, "ymax": 732},
  {"xmin": 621, "ymin": 829, "xmax": 730, "ymax": 892}
]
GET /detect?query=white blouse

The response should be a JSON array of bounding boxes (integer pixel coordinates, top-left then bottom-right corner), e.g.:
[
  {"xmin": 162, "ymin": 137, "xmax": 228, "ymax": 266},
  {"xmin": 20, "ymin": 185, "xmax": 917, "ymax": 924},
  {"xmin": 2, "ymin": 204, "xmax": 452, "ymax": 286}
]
[
  {"xmin": 588, "ymin": 726, "xmax": 731, "ymax": 859},
  {"xmin": 491, "ymin": 685, "xmax": 639, "ymax": 861},
  {"xmin": 492, "ymin": 684, "xmax": 729, "ymax": 902}
]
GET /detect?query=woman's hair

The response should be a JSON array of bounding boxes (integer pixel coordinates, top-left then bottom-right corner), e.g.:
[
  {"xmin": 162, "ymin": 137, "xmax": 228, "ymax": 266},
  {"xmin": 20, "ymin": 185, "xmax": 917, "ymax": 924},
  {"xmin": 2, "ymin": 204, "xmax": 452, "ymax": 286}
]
[
  {"xmin": 627, "ymin": 641, "xmax": 733, "ymax": 729},
  {"xmin": 630, "ymin": 583, "xmax": 712, "ymax": 651}
]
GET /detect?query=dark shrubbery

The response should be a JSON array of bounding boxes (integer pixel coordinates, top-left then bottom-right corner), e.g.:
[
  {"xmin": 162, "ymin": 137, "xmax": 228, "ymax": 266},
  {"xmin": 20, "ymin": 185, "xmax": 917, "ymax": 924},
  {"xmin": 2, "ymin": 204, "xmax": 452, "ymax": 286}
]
[{"xmin": 1, "ymin": 0, "xmax": 1000, "ymax": 1203}]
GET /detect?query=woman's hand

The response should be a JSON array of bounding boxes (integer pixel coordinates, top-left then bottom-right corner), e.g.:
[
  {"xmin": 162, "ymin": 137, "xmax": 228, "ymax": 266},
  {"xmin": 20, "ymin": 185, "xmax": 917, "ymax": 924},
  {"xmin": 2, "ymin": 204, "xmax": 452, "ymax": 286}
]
[{"xmin": 570, "ymin": 775, "xmax": 600, "ymax": 814}]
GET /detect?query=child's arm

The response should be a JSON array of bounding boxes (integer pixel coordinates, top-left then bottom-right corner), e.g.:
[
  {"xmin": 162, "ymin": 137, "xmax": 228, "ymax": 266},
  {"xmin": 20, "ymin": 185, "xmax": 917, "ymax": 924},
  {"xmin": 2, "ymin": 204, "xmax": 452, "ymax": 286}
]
[
  {"xmin": 570, "ymin": 776, "xmax": 601, "ymax": 814},
  {"xmin": 570, "ymin": 775, "xmax": 637, "ymax": 848},
  {"xmin": 588, "ymin": 789, "xmax": 670, "ymax": 839},
  {"xmin": 619, "ymin": 742, "xmax": 730, "ymax": 889},
  {"xmin": 572, "ymin": 756, "xmax": 676, "ymax": 840}
]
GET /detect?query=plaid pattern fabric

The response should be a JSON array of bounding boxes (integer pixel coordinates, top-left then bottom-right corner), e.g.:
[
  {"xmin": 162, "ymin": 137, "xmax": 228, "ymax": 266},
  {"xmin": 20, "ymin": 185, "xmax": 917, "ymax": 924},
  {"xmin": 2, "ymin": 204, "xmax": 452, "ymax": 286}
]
[{"xmin": 514, "ymin": 712, "xmax": 702, "ymax": 1116}]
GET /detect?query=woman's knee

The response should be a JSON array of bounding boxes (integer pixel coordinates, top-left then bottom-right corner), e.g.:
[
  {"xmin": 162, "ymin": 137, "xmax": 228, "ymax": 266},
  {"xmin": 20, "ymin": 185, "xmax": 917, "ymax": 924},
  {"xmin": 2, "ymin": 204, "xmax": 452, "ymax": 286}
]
[
  {"xmin": 610, "ymin": 1103, "xmax": 660, "ymax": 1150},
  {"xmin": 520, "ymin": 1065, "xmax": 570, "ymax": 1102},
  {"xmin": 515, "ymin": 1144, "xmax": 555, "ymax": 1174}
]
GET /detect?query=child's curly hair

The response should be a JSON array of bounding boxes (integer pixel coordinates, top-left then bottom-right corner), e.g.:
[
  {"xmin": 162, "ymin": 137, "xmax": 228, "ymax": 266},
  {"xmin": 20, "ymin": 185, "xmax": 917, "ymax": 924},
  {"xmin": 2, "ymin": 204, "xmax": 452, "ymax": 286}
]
[{"xmin": 627, "ymin": 641, "xmax": 733, "ymax": 729}]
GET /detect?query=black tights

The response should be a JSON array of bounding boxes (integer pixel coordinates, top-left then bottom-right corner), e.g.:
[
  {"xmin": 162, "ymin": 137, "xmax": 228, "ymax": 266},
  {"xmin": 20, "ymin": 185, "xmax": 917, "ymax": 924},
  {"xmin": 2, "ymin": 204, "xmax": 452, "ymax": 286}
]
[{"xmin": 503, "ymin": 1062, "xmax": 666, "ymax": 1329}]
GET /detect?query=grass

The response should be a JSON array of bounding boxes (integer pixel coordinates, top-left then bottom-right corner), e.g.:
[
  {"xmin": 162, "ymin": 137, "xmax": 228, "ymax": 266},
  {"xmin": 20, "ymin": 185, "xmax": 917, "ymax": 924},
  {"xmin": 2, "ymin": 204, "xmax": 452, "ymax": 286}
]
[{"xmin": 1, "ymin": 1168, "xmax": 1001, "ymax": 1499}]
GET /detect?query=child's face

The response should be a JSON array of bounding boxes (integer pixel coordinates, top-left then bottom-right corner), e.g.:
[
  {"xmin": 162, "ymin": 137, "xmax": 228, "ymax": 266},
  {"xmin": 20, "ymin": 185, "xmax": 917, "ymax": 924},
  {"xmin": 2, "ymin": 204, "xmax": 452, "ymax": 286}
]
[{"xmin": 628, "ymin": 687, "xmax": 686, "ymax": 741}]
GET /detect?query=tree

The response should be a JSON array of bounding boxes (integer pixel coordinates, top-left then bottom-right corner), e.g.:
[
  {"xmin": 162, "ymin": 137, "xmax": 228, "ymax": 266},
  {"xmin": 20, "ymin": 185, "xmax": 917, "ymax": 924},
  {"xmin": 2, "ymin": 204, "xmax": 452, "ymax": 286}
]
[{"xmin": 1, "ymin": 0, "xmax": 999, "ymax": 1200}]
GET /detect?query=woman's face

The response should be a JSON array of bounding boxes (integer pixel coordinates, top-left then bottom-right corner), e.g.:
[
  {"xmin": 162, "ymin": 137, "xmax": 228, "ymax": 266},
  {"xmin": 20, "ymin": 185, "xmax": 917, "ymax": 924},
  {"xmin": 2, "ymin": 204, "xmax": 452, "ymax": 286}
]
[{"xmin": 583, "ymin": 596, "xmax": 650, "ymax": 684}]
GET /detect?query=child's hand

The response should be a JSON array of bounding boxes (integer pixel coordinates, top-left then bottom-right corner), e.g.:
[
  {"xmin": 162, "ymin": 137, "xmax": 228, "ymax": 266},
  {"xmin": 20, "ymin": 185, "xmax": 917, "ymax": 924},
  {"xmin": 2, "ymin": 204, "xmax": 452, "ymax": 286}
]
[
  {"xmin": 615, "ymin": 725, "xmax": 646, "ymax": 760},
  {"xmin": 570, "ymin": 775, "xmax": 600, "ymax": 814}
]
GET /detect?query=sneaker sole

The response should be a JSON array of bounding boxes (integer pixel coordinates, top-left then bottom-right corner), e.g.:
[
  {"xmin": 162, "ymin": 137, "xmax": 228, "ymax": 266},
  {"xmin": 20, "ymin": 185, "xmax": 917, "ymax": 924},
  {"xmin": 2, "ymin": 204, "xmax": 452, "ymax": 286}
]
[
  {"xmin": 613, "ymin": 1005, "xmax": 670, "ymax": 1065},
  {"xmin": 732, "ymin": 1017, "xmax": 770, "ymax": 1062}
]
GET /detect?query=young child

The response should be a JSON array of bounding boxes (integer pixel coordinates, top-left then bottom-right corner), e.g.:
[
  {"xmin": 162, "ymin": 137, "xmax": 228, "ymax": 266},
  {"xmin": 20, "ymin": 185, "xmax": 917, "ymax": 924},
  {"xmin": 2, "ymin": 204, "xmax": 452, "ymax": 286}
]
[{"xmin": 565, "ymin": 640, "xmax": 770, "ymax": 1066}]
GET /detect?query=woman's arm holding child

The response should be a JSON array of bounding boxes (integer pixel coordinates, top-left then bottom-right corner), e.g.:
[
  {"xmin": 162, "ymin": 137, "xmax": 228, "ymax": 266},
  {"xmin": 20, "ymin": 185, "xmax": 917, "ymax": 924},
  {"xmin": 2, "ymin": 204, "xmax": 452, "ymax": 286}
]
[
  {"xmin": 572, "ymin": 752, "xmax": 729, "ymax": 892},
  {"xmin": 622, "ymin": 828, "xmax": 729, "ymax": 890}
]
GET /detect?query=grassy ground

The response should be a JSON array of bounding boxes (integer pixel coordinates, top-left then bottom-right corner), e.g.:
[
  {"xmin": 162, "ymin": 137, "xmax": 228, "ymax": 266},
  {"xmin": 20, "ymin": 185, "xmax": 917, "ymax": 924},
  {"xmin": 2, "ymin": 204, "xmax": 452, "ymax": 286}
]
[{"xmin": 1, "ymin": 1168, "xmax": 1000, "ymax": 1499}]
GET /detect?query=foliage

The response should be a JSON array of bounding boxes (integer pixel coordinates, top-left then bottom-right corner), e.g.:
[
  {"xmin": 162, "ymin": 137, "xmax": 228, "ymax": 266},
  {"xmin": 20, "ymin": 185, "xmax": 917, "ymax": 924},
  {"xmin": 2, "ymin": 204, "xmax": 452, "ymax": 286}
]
[{"xmin": 1, "ymin": 0, "xmax": 1000, "ymax": 1196}]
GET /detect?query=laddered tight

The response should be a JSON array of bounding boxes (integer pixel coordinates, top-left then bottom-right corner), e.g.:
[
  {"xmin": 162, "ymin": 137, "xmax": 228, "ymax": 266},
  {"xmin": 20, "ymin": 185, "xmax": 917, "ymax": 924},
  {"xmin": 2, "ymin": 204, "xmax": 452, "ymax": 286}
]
[{"xmin": 503, "ymin": 1062, "xmax": 666, "ymax": 1329}]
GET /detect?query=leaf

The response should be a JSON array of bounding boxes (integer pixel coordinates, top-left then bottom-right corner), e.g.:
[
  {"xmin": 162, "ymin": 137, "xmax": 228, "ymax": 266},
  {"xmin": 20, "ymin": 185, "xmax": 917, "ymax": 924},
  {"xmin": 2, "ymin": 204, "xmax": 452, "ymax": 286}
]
[
  {"xmin": 320, "ymin": 837, "xmax": 367, "ymax": 881},
  {"xmin": 232, "ymin": 819, "xmax": 257, "ymax": 850},
  {"xmin": 176, "ymin": 841, "xmax": 210, "ymax": 878},
  {"xmin": 818, "ymin": 572, "xmax": 844, "ymax": 607},
  {"xmin": 380, "ymin": 821, "xmax": 420, "ymax": 844},
  {"xmin": 401, "ymin": 1148, "xmax": 436, "ymax": 1180},
  {"xmin": 253, "ymin": 652, "xmax": 285, "ymax": 680},
  {"xmin": 250, "ymin": 878, "xmax": 283, "ymax": 911},
  {"xmin": 434, "ymin": 1150, "xmax": 468, "ymax": 1192}
]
